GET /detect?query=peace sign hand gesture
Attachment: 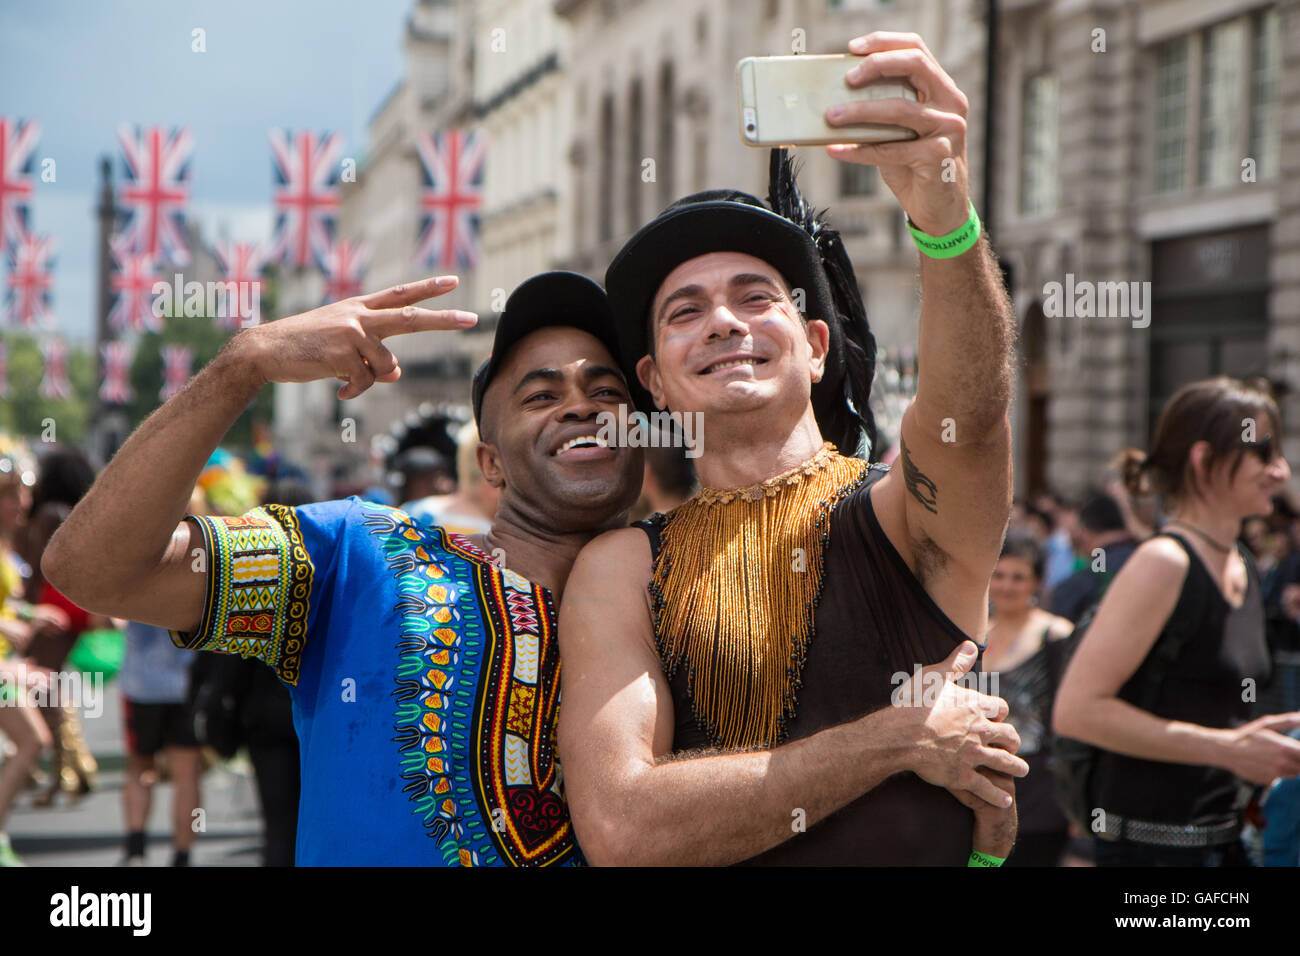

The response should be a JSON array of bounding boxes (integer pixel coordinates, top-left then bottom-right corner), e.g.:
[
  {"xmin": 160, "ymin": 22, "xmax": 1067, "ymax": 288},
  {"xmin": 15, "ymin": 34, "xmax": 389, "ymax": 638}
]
[{"xmin": 243, "ymin": 274, "xmax": 478, "ymax": 399}]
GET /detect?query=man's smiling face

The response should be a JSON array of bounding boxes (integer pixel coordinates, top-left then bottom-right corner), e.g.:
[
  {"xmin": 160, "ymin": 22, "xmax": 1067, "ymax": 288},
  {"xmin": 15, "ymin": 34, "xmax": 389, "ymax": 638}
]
[
  {"xmin": 479, "ymin": 325, "xmax": 643, "ymax": 532},
  {"xmin": 636, "ymin": 251, "xmax": 829, "ymax": 421}
]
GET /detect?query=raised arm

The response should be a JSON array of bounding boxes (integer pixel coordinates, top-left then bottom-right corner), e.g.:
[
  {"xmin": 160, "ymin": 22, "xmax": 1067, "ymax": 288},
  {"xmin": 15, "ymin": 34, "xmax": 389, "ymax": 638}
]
[
  {"xmin": 41, "ymin": 276, "xmax": 476, "ymax": 630},
  {"xmin": 825, "ymin": 31, "xmax": 1014, "ymax": 635},
  {"xmin": 557, "ymin": 528, "xmax": 1026, "ymax": 866}
]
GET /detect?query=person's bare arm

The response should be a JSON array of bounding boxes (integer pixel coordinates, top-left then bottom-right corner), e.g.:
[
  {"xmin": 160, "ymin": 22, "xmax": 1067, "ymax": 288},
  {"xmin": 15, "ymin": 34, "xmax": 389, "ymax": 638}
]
[
  {"xmin": 41, "ymin": 276, "xmax": 476, "ymax": 631},
  {"xmin": 825, "ymin": 31, "xmax": 1013, "ymax": 637},
  {"xmin": 1053, "ymin": 537, "xmax": 1300, "ymax": 785},
  {"xmin": 558, "ymin": 528, "xmax": 1026, "ymax": 867}
]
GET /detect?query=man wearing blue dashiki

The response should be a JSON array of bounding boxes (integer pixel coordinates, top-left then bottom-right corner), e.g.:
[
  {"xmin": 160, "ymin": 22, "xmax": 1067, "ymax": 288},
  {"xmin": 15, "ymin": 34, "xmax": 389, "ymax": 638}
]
[{"xmin": 42, "ymin": 271, "xmax": 643, "ymax": 865}]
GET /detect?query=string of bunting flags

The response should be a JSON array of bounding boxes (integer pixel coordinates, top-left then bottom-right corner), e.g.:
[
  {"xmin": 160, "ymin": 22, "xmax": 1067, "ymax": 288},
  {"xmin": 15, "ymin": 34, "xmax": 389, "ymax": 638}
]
[{"xmin": 0, "ymin": 116, "xmax": 486, "ymax": 404}]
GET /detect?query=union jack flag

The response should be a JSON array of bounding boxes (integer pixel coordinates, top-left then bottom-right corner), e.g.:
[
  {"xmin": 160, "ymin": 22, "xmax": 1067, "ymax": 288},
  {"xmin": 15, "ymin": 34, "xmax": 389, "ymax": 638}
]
[
  {"xmin": 269, "ymin": 128, "xmax": 342, "ymax": 270},
  {"xmin": 99, "ymin": 340, "xmax": 134, "ymax": 405},
  {"xmin": 109, "ymin": 237, "xmax": 163, "ymax": 333},
  {"xmin": 117, "ymin": 125, "xmax": 193, "ymax": 266},
  {"xmin": 39, "ymin": 337, "xmax": 69, "ymax": 400},
  {"xmin": 0, "ymin": 341, "xmax": 7, "ymax": 399},
  {"xmin": 322, "ymin": 237, "xmax": 370, "ymax": 304},
  {"xmin": 159, "ymin": 344, "xmax": 194, "ymax": 401},
  {"xmin": 414, "ymin": 130, "xmax": 485, "ymax": 269},
  {"xmin": 0, "ymin": 117, "xmax": 39, "ymax": 251},
  {"xmin": 213, "ymin": 240, "xmax": 264, "ymax": 330},
  {"xmin": 5, "ymin": 232, "xmax": 55, "ymax": 328}
]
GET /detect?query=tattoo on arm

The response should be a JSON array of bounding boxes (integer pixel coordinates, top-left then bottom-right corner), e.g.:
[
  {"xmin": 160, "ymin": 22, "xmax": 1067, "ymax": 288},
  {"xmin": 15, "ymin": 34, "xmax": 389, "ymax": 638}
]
[{"xmin": 900, "ymin": 437, "xmax": 938, "ymax": 515}]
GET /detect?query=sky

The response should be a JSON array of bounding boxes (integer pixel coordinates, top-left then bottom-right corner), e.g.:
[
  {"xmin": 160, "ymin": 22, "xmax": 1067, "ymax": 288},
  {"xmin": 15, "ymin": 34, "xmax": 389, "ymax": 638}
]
[{"xmin": 0, "ymin": 0, "xmax": 414, "ymax": 342}]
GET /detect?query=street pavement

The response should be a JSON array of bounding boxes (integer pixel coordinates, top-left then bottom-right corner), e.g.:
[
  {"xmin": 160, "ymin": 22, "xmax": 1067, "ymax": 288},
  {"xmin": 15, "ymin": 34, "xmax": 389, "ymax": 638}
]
[{"xmin": 6, "ymin": 680, "xmax": 267, "ymax": 866}]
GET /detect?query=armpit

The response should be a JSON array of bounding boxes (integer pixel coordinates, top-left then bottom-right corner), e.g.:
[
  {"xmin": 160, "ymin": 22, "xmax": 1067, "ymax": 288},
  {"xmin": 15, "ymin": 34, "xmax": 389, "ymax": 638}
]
[{"xmin": 909, "ymin": 527, "xmax": 950, "ymax": 589}]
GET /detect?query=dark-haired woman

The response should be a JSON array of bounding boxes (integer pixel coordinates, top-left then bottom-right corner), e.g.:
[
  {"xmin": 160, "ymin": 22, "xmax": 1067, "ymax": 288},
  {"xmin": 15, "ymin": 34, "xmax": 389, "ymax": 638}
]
[
  {"xmin": 1055, "ymin": 376, "xmax": 1300, "ymax": 866},
  {"xmin": 983, "ymin": 533, "xmax": 1074, "ymax": 865}
]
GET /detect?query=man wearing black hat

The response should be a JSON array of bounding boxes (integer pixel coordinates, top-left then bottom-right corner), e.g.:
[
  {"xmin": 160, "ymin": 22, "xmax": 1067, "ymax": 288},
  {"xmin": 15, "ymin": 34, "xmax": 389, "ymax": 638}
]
[
  {"xmin": 558, "ymin": 31, "xmax": 1023, "ymax": 865},
  {"xmin": 43, "ymin": 271, "xmax": 643, "ymax": 866}
]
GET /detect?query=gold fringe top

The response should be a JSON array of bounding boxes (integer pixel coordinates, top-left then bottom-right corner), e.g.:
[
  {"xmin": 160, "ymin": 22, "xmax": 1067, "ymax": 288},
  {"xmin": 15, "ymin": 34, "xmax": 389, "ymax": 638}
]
[{"xmin": 648, "ymin": 443, "xmax": 869, "ymax": 750}]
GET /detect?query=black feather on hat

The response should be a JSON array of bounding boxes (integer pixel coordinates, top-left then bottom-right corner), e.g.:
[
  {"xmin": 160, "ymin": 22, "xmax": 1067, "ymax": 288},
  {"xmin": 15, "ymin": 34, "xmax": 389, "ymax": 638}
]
[
  {"xmin": 604, "ymin": 148, "xmax": 879, "ymax": 460},
  {"xmin": 766, "ymin": 147, "xmax": 878, "ymax": 460}
]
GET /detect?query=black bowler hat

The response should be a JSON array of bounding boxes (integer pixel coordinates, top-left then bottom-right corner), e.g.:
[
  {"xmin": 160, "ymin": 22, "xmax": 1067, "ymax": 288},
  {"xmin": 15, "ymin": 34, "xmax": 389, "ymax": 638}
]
[
  {"xmin": 471, "ymin": 271, "xmax": 624, "ymax": 429},
  {"xmin": 604, "ymin": 149, "xmax": 878, "ymax": 459}
]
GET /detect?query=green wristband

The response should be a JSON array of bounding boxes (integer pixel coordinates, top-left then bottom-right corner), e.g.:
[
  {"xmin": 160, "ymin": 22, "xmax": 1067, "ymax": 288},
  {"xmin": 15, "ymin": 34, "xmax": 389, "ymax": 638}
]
[
  {"xmin": 907, "ymin": 200, "xmax": 981, "ymax": 259},
  {"xmin": 967, "ymin": 850, "xmax": 1005, "ymax": 868}
]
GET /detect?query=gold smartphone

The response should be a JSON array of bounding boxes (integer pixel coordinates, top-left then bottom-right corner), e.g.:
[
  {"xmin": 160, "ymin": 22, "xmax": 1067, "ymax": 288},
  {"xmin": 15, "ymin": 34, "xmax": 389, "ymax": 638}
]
[{"xmin": 736, "ymin": 54, "xmax": 919, "ymax": 147}]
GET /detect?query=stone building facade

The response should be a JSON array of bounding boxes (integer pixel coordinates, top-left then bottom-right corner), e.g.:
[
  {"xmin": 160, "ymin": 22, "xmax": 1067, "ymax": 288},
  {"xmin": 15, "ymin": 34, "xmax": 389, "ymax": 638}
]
[
  {"xmin": 273, "ymin": 0, "xmax": 1298, "ymax": 500},
  {"xmin": 993, "ymin": 0, "xmax": 1296, "ymax": 497}
]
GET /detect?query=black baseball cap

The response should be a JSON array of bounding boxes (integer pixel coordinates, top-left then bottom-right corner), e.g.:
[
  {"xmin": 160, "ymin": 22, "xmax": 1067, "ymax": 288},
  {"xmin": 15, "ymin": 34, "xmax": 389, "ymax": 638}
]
[
  {"xmin": 471, "ymin": 271, "xmax": 625, "ymax": 429},
  {"xmin": 604, "ymin": 189, "xmax": 838, "ymax": 416}
]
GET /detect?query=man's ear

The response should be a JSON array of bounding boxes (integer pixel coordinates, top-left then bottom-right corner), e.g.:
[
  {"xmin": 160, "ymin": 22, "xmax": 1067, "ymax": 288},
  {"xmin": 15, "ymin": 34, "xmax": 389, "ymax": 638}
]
[
  {"xmin": 806, "ymin": 319, "xmax": 830, "ymax": 383},
  {"xmin": 476, "ymin": 441, "xmax": 505, "ymax": 490},
  {"xmin": 636, "ymin": 354, "xmax": 668, "ymax": 411}
]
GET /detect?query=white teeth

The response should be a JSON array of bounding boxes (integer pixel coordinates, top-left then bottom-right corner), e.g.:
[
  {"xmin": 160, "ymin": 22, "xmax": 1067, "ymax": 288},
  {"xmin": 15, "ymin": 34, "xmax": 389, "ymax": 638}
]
[
  {"xmin": 706, "ymin": 358, "xmax": 758, "ymax": 373},
  {"xmin": 557, "ymin": 435, "xmax": 608, "ymax": 454}
]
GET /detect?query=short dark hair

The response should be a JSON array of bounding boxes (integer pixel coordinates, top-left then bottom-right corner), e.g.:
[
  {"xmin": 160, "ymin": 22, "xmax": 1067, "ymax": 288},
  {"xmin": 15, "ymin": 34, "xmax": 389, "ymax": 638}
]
[
  {"xmin": 999, "ymin": 531, "xmax": 1045, "ymax": 580},
  {"xmin": 1078, "ymin": 493, "xmax": 1126, "ymax": 534}
]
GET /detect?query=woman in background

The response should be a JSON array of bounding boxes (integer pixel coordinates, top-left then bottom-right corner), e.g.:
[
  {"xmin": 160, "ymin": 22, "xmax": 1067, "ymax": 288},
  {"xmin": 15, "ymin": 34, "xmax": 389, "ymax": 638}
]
[
  {"xmin": 983, "ymin": 532, "xmax": 1074, "ymax": 866},
  {"xmin": 1056, "ymin": 377, "xmax": 1300, "ymax": 866}
]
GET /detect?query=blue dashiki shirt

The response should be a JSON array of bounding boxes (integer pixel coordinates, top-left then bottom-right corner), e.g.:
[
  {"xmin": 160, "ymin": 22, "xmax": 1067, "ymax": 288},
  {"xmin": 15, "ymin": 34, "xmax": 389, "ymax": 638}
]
[{"xmin": 169, "ymin": 496, "xmax": 579, "ymax": 867}]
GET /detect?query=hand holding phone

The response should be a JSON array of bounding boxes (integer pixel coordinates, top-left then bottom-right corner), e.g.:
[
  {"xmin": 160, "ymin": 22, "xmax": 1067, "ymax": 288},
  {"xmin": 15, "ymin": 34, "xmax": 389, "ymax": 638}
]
[{"xmin": 736, "ymin": 53, "xmax": 919, "ymax": 148}]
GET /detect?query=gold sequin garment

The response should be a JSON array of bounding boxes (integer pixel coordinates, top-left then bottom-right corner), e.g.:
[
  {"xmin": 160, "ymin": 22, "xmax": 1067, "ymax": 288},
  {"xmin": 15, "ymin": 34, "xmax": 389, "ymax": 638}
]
[{"xmin": 647, "ymin": 443, "xmax": 869, "ymax": 749}]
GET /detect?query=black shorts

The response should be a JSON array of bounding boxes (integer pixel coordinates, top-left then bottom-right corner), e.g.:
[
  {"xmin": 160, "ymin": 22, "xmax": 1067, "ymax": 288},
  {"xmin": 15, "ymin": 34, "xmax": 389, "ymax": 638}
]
[{"xmin": 123, "ymin": 697, "xmax": 199, "ymax": 756}]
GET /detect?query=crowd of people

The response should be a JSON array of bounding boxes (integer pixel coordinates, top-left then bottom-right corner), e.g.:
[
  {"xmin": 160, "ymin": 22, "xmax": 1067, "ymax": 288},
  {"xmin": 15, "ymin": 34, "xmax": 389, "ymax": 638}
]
[
  {"xmin": 997, "ymin": 381, "xmax": 1300, "ymax": 866},
  {"xmin": 1, "ymin": 29, "xmax": 1298, "ymax": 870}
]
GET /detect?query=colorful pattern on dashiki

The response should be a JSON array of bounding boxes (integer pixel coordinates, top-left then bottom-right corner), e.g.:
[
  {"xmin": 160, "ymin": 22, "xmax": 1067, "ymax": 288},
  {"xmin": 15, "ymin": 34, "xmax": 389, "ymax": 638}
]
[{"xmin": 169, "ymin": 497, "xmax": 578, "ymax": 867}]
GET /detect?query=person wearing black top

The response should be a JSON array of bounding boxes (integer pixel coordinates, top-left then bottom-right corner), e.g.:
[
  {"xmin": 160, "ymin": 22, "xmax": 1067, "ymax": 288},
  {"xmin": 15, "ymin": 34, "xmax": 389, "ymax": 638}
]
[
  {"xmin": 1055, "ymin": 377, "xmax": 1300, "ymax": 865},
  {"xmin": 1048, "ymin": 492, "xmax": 1140, "ymax": 624}
]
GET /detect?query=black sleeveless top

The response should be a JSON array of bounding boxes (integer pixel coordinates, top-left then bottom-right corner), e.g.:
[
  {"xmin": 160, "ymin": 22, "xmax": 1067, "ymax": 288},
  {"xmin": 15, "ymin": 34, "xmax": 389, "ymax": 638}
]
[
  {"xmin": 637, "ymin": 464, "xmax": 975, "ymax": 865},
  {"xmin": 1091, "ymin": 532, "xmax": 1270, "ymax": 824},
  {"xmin": 994, "ymin": 633, "xmax": 1069, "ymax": 835}
]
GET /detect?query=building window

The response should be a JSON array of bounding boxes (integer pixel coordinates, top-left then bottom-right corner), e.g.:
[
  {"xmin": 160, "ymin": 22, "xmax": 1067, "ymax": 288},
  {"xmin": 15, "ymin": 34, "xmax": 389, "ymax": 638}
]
[
  {"xmin": 599, "ymin": 94, "xmax": 614, "ymax": 242},
  {"xmin": 1198, "ymin": 19, "xmax": 1245, "ymax": 188},
  {"xmin": 693, "ymin": 130, "xmax": 708, "ymax": 191},
  {"xmin": 1249, "ymin": 8, "xmax": 1280, "ymax": 182},
  {"xmin": 839, "ymin": 161, "xmax": 876, "ymax": 197},
  {"xmin": 1153, "ymin": 38, "xmax": 1189, "ymax": 194},
  {"xmin": 1152, "ymin": 10, "xmax": 1280, "ymax": 194},
  {"xmin": 658, "ymin": 62, "xmax": 675, "ymax": 208},
  {"xmin": 628, "ymin": 79, "xmax": 643, "ymax": 234},
  {"xmin": 1019, "ymin": 72, "xmax": 1059, "ymax": 216}
]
